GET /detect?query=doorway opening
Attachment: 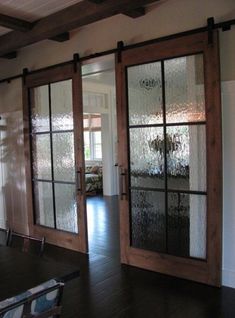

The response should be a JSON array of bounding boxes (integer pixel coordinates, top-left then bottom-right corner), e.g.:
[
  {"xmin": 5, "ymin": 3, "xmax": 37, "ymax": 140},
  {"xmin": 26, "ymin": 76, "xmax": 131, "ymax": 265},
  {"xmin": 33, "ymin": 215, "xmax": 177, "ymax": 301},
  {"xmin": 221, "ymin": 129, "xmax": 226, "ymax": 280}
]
[{"xmin": 82, "ymin": 55, "xmax": 120, "ymax": 259}]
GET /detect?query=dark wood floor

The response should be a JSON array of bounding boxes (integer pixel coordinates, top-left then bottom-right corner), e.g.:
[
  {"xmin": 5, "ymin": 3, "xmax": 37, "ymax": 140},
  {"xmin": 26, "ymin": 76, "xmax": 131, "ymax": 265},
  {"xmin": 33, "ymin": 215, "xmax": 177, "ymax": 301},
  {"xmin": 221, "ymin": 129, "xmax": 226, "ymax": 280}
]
[
  {"xmin": 45, "ymin": 195, "xmax": 235, "ymax": 318},
  {"xmin": 1, "ymin": 195, "xmax": 235, "ymax": 317}
]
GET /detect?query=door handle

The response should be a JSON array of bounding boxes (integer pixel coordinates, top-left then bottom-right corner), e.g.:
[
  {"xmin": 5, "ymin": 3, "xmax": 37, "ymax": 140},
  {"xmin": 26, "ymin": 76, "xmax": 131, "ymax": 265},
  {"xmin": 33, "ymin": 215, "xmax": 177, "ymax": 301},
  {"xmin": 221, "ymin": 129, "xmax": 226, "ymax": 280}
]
[
  {"xmin": 76, "ymin": 168, "xmax": 83, "ymax": 194},
  {"xmin": 119, "ymin": 168, "xmax": 128, "ymax": 200}
]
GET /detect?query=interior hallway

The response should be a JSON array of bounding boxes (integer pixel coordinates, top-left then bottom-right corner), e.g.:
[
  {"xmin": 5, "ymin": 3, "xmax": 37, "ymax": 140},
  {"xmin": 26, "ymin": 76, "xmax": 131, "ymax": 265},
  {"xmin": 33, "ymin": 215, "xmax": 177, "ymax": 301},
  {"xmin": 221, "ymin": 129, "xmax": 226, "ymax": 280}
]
[{"xmin": 87, "ymin": 195, "xmax": 120, "ymax": 259}]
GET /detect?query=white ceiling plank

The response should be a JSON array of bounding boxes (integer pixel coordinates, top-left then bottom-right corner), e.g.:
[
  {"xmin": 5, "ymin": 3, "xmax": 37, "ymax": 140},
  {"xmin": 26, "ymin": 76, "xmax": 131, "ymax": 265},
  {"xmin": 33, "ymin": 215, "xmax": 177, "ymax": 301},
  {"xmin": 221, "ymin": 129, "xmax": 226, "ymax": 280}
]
[{"xmin": 0, "ymin": 0, "xmax": 82, "ymax": 35}]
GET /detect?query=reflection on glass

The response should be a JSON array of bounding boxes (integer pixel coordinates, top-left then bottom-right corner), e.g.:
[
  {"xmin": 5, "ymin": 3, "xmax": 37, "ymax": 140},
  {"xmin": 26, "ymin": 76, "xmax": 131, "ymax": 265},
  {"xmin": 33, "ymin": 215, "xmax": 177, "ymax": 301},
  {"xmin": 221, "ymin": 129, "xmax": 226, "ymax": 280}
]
[
  {"xmin": 31, "ymin": 85, "xmax": 50, "ymax": 132},
  {"xmin": 53, "ymin": 132, "xmax": 75, "ymax": 182},
  {"xmin": 168, "ymin": 192, "xmax": 190, "ymax": 257},
  {"xmin": 130, "ymin": 127, "xmax": 165, "ymax": 189},
  {"xmin": 166, "ymin": 125, "xmax": 206, "ymax": 191},
  {"xmin": 127, "ymin": 62, "xmax": 163, "ymax": 125},
  {"xmin": 168, "ymin": 193, "xmax": 206, "ymax": 259},
  {"xmin": 55, "ymin": 183, "xmax": 78, "ymax": 233},
  {"xmin": 51, "ymin": 80, "xmax": 73, "ymax": 131},
  {"xmin": 165, "ymin": 54, "xmax": 205, "ymax": 123},
  {"xmin": 131, "ymin": 190, "xmax": 165, "ymax": 252},
  {"xmin": 34, "ymin": 182, "xmax": 54, "ymax": 228},
  {"xmin": 127, "ymin": 55, "xmax": 208, "ymax": 260},
  {"xmin": 32, "ymin": 134, "xmax": 51, "ymax": 180},
  {"xmin": 189, "ymin": 194, "xmax": 207, "ymax": 259}
]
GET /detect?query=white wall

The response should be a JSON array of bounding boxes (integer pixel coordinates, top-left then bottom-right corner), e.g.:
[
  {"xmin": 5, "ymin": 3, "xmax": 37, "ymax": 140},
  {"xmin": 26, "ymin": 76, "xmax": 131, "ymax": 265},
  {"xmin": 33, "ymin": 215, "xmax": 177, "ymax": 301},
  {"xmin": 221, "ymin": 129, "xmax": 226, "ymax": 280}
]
[
  {"xmin": 82, "ymin": 79, "xmax": 118, "ymax": 196},
  {"xmin": 0, "ymin": 0, "xmax": 234, "ymax": 287},
  {"xmin": 0, "ymin": 111, "xmax": 28, "ymax": 233}
]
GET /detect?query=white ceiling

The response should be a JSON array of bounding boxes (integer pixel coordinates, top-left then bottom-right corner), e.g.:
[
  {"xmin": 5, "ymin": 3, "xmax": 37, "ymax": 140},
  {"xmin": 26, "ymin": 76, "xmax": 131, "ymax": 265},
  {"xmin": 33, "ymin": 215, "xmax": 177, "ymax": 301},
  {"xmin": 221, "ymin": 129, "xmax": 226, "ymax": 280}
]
[{"xmin": 0, "ymin": 0, "xmax": 82, "ymax": 36}]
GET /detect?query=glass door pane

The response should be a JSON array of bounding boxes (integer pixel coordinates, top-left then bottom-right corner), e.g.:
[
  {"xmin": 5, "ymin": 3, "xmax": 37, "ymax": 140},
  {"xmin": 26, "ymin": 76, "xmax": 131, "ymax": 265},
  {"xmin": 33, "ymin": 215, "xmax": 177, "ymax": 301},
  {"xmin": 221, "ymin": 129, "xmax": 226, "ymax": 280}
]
[
  {"xmin": 126, "ymin": 54, "xmax": 207, "ymax": 259},
  {"xmin": 30, "ymin": 80, "xmax": 78, "ymax": 234}
]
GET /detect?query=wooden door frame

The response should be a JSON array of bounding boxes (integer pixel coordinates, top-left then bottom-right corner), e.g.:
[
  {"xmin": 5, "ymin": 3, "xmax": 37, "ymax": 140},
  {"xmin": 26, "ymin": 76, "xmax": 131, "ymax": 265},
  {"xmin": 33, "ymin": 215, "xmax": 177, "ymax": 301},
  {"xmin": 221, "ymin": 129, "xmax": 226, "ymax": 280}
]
[
  {"xmin": 22, "ymin": 63, "xmax": 88, "ymax": 252},
  {"xmin": 116, "ymin": 31, "xmax": 222, "ymax": 286}
]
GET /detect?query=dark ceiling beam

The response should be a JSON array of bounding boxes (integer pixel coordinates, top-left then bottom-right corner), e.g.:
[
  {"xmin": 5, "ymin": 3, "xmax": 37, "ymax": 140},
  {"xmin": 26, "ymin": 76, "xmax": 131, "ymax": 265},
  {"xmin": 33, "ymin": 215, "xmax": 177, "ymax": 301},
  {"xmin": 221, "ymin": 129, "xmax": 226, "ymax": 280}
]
[
  {"xmin": 49, "ymin": 32, "xmax": 70, "ymax": 42},
  {"xmin": 0, "ymin": 13, "xmax": 69, "ymax": 43},
  {"xmin": 0, "ymin": 51, "xmax": 17, "ymax": 59},
  {"xmin": 87, "ymin": 0, "xmax": 146, "ymax": 18},
  {"xmin": 0, "ymin": 0, "xmax": 159, "ymax": 56},
  {"xmin": 86, "ymin": 0, "xmax": 105, "ymax": 3},
  {"xmin": 122, "ymin": 7, "xmax": 146, "ymax": 18},
  {"xmin": 0, "ymin": 13, "xmax": 33, "ymax": 32}
]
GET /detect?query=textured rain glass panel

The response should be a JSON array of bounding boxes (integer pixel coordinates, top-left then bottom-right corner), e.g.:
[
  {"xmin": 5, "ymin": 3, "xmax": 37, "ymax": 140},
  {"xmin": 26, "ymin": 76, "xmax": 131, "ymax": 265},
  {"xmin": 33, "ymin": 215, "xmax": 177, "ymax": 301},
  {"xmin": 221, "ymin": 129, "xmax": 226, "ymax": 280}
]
[
  {"xmin": 189, "ymin": 194, "xmax": 207, "ymax": 259},
  {"xmin": 55, "ymin": 183, "xmax": 78, "ymax": 233},
  {"xmin": 168, "ymin": 193, "xmax": 190, "ymax": 257},
  {"xmin": 51, "ymin": 80, "xmax": 73, "ymax": 131},
  {"xmin": 166, "ymin": 125, "xmax": 206, "ymax": 191},
  {"xmin": 168, "ymin": 193, "xmax": 206, "ymax": 259},
  {"xmin": 32, "ymin": 134, "xmax": 51, "ymax": 180},
  {"xmin": 165, "ymin": 54, "xmax": 205, "ymax": 123},
  {"xmin": 53, "ymin": 132, "xmax": 75, "ymax": 182},
  {"xmin": 31, "ymin": 85, "xmax": 49, "ymax": 132},
  {"xmin": 130, "ymin": 127, "xmax": 165, "ymax": 189},
  {"xmin": 127, "ymin": 62, "xmax": 163, "ymax": 125},
  {"xmin": 131, "ymin": 190, "xmax": 165, "ymax": 252},
  {"xmin": 34, "ymin": 182, "xmax": 54, "ymax": 228}
]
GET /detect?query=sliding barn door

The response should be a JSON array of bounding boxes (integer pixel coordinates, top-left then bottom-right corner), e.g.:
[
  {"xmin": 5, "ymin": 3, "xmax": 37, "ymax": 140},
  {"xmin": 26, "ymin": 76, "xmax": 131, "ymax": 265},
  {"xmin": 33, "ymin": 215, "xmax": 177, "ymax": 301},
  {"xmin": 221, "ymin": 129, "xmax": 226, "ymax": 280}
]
[
  {"xmin": 23, "ymin": 63, "xmax": 88, "ymax": 252},
  {"xmin": 116, "ymin": 31, "xmax": 222, "ymax": 286}
]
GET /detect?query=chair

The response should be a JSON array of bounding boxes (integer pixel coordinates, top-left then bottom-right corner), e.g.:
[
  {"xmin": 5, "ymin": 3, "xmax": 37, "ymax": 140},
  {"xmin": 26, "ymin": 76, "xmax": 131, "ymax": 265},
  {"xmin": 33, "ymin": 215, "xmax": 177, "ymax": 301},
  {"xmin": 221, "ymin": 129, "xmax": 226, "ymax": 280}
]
[
  {"xmin": 6, "ymin": 229, "xmax": 45, "ymax": 257},
  {"xmin": 0, "ymin": 278, "xmax": 64, "ymax": 318}
]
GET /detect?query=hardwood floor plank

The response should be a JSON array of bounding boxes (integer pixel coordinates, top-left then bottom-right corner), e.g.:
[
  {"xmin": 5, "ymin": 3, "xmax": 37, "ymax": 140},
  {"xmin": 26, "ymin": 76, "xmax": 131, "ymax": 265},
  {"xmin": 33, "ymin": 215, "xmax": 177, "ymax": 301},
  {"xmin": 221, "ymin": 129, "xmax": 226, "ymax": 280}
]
[{"xmin": 1, "ymin": 195, "xmax": 235, "ymax": 317}]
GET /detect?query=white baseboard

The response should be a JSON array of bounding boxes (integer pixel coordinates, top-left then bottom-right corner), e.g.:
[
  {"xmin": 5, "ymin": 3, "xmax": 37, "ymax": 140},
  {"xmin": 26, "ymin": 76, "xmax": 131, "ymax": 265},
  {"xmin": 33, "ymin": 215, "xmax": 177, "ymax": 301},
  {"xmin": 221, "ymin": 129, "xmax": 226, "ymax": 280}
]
[{"xmin": 222, "ymin": 269, "xmax": 235, "ymax": 288}]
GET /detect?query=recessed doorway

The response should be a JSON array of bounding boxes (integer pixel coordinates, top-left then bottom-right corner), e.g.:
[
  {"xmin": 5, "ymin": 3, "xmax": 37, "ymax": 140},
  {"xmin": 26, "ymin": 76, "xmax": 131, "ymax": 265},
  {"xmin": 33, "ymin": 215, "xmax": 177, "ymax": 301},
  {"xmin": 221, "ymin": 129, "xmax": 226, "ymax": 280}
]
[{"xmin": 82, "ymin": 55, "xmax": 120, "ymax": 259}]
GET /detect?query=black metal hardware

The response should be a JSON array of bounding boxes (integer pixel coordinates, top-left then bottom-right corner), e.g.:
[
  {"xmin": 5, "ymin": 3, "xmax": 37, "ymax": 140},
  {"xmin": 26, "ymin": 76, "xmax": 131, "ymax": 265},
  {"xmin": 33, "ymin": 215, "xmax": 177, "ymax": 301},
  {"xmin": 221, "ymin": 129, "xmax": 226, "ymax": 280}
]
[
  {"xmin": 1, "ymin": 17, "xmax": 235, "ymax": 85},
  {"xmin": 117, "ymin": 41, "xmax": 124, "ymax": 63},
  {"xmin": 76, "ymin": 168, "xmax": 82, "ymax": 193},
  {"xmin": 120, "ymin": 168, "xmax": 128, "ymax": 200},
  {"xmin": 222, "ymin": 22, "xmax": 231, "ymax": 32},
  {"xmin": 207, "ymin": 17, "xmax": 215, "ymax": 45},
  {"xmin": 22, "ymin": 68, "xmax": 28, "ymax": 85},
  {"xmin": 73, "ymin": 53, "xmax": 79, "ymax": 73}
]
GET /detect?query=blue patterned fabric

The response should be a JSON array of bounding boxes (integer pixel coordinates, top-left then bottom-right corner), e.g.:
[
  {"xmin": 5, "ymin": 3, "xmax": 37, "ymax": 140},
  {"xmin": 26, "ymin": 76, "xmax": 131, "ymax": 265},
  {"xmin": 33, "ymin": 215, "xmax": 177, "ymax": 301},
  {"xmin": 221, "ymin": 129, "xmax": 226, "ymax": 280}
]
[
  {"xmin": 0, "ymin": 290, "xmax": 31, "ymax": 318},
  {"xmin": 0, "ymin": 279, "xmax": 63, "ymax": 318},
  {"xmin": 29, "ymin": 279, "xmax": 59, "ymax": 315}
]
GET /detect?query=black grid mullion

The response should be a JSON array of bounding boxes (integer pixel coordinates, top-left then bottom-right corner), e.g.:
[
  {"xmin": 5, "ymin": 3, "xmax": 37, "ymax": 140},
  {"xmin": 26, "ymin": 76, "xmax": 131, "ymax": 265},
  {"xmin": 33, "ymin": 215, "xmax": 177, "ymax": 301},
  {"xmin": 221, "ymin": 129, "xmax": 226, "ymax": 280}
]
[
  {"xmin": 48, "ymin": 84, "xmax": 57, "ymax": 229},
  {"xmin": 32, "ymin": 178, "xmax": 75, "ymax": 185},
  {"xmin": 28, "ymin": 88, "xmax": 37, "ymax": 225},
  {"xmin": 129, "ymin": 186, "xmax": 207, "ymax": 196},
  {"xmin": 30, "ymin": 129, "xmax": 74, "ymax": 136},
  {"xmin": 129, "ymin": 121, "xmax": 206, "ymax": 129},
  {"xmin": 161, "ymin": 60, "xmax": 169, "ymax": 253}
]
